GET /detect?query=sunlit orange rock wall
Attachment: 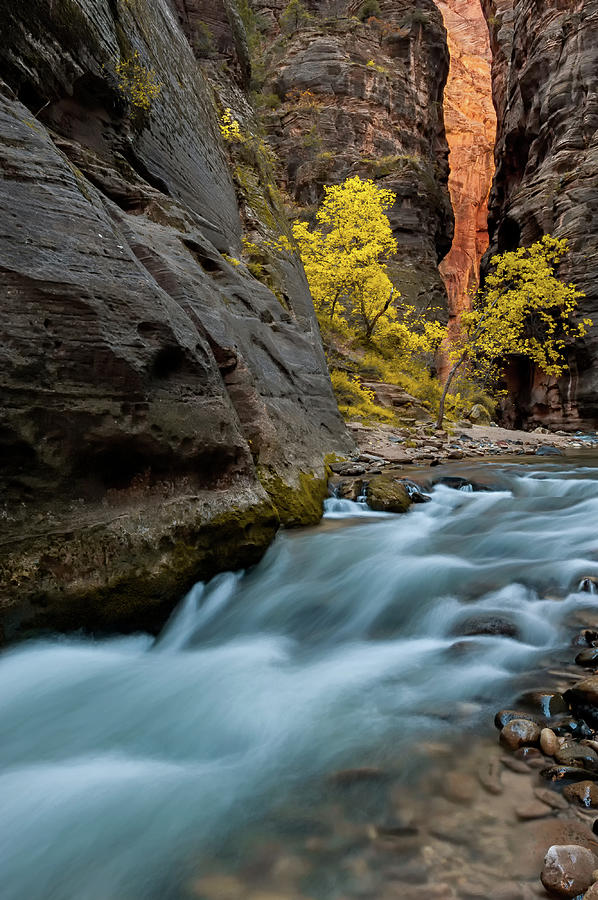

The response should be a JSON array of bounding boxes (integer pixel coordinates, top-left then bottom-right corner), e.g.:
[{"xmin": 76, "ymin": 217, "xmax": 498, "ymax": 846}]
[{"xmin": 436, "ymin": 0, "xmax": 496, "ymax": 375}]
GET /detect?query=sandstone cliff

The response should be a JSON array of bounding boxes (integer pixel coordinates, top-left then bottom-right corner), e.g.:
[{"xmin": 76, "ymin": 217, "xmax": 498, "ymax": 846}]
[
  {"xmin": 481, "ymin": 0, "xmax": 598, "ymax": 428},
  {"xmin": 0, "ymin": 0, "xmax": 352, "ymax": 637},
  {"xmin": 436, "ymin": 0, "xmax": 495, "ymax": 371},
  {"xmin": 247, "ymin": 0, "xmax": 454, "ymax": 315}
]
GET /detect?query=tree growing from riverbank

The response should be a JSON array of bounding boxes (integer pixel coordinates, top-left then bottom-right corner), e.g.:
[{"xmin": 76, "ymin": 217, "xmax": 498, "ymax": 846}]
[
  {"xmin": 293, "ymin": 176, "xmax": 443, "ymax": 352},
  {"xmin": 436, "ymin": 235, "xmax": 590, "ymax": 428}
]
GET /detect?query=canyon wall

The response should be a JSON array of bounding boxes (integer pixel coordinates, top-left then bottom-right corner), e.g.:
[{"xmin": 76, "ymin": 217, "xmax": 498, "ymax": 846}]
[
  {"xmin": 482, "ymin": 0, "xmax": 598, "ymax": 428},
  {"xmin": 0, "ymin": 0, "xmax": 353, "ymax": 638},
  {"xmin": 436, "ymin": 0, "xmax": 495, "ymax": 369},
  {"xmin": 248, "ymin": 0, "xmax": 454, "ymax": 316},
  {"xmin": 0, "ymin": 0, "xmax": 454, "ymax": 638}
]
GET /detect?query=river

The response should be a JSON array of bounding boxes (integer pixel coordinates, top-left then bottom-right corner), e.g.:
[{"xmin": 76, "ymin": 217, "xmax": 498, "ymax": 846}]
[{"xmin": 2, "ymin": 459, "xmax": 598, "ymax": 899}]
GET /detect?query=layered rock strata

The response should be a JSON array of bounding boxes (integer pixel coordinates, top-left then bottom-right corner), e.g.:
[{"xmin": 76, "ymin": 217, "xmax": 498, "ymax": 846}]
[
  {"xmin": 436, "ymin": 0, "xmax": 496, "ymax": 375},
  {"xmin": 481, "ymin": 0, "xmax": 598, "ymax": 428},
  {"xmin": 0, "ymin": 0, "xmax": 352, "ymax": 637},
  {"xmin": 249, "ymin": 0, "xmax": 454, "ymax": 314}
]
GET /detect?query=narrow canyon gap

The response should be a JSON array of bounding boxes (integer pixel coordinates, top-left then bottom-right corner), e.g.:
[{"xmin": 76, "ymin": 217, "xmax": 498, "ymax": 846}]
[{"xmin": 436, "ymin": 0, "xmax": 496, "ymax": 380}]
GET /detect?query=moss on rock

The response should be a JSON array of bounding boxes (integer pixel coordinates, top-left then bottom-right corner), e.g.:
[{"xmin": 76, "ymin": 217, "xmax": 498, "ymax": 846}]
[
  {"xmin": 2, "ymin": 496, "xmax": 280, "ymax": 640},
  {"xmin": 258, "ymin": 466, "xmax": 329, "ymax": 526},
  {"xmin": 366, "ymin": 474, "xmax": 412, "ymax": 513}
]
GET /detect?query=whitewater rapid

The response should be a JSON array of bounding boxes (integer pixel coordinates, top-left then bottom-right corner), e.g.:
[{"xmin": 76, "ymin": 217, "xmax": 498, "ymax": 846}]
[{"xmin": 2, "ymin": 460, "xmax": 598, "ymax": 899}]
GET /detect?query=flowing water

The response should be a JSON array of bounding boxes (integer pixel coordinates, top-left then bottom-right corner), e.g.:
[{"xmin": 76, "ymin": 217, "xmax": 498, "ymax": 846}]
[{"xmin": 3, "ymin": 459, "xmax": 598, "ymax": 899}]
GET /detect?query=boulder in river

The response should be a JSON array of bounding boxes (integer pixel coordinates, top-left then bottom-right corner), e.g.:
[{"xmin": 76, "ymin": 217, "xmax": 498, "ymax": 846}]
[
  {"xmin": 563, "ymin": 780, "xmax": 598, "ymax": 808},
  {"xmin": 540, "ymin": 728, "xmax": 560, "ymax": 757},
  {"xmin": 550, "ymin": 716, "xmax": 593, "ymax": 739},
  {"xmin": 541, "ymin": 765, "xmax": 598, "ymax": 783},
  {"xmin": 457, "ymin": 616, "xmax": 518, "ymax": 638},
  {"xmin": 540, "ymin": 844, "xmax": 597, "ymax": 897},
  {"xmin": 366, "ymin": 475, "xmax": 412, "ymax": 513},
  {"xmin": 576, "ymin": 648, "xmax": 598, "ymax": 667},
  {"xmin": 578, "ymin": 577, "xmax": 598, "ymax": 594},
  {"xmin": 494, "ymin": 709, "xmax": 542, "ymax": 730},
  {"xmin": 555, "ymin": 742, "xmax": 598, "ymax": 770},
  {"xmin": 536, "ymin": 445, "xmax": 565, "ymax": 456},
  {"xmin": 517, "ymin": 690, "xmax": 569, "ymax": 718},
  {"xmin": 500, "ymin": 718, "xmax": 541, "ymax": 750},
  {"xmin": 565, "ymin": 677, "xmax": 598, "ymax": 727}
]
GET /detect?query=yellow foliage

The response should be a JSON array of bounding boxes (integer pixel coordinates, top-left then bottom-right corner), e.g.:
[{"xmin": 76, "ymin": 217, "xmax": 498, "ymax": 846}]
[
  {"xmin": 293, "ymin": 176, "xmax": 401, "ymax": 341},
  {"xmin": 219, "ymin": 108, "xmax": 244, "ymax": 142},
  {"xmin": 455, "ymin": 235, "xmax": 589, "ymax": 380},
  {"xmin": 330, "ymin": 371, "xmax": 394, "ymax": 423},
  {"xmin": 437, "ymin": 234, "xmax": 591, "ymax": 427},
  {"xmin": 115, "ymin": 52, "xmax": 162, "ymax": 110}
]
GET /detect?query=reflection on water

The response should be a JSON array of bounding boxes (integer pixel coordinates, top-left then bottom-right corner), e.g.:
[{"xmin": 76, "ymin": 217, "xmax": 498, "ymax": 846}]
[{"xmin": 1, "ymin": 461, "xmax": 598, "ymax": 898}]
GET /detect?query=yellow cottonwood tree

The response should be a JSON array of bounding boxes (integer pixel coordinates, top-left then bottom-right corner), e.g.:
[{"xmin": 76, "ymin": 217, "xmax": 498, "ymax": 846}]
[
  {"xmin": 437, "ymin": 235, "xmax": 590, "ymax": 427},
  {"xmin": 293, "ymin": 176, "xmax": 400, "ymax": 341}
]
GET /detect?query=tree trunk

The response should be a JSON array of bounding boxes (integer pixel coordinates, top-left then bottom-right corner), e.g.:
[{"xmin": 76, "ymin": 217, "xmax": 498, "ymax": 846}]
[{"xmin": 435, "ymin": 356, "xmax": 465, "ymax": 430}]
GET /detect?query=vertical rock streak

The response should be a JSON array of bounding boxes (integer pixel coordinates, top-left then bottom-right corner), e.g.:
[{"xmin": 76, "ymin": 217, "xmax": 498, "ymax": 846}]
[{"xmin": 436, "ymin": 0, "xmax": 496, "ymax": 378}]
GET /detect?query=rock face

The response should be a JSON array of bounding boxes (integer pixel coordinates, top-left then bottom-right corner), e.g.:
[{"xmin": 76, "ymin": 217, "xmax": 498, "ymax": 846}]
[
  {"xmin": 481, "ymin": 0, "xmax": 598, "ymax": 429},
  {"xmin": 249, "ymin": 0, "xmax": 454, "ymax": 314},
  {"xmin": 0, "ymin": 0, "xmax": 353, "ymax": 636},
  {"xmin": 436, "ymin": 0, "xmax": 496, "ymax": 376}
]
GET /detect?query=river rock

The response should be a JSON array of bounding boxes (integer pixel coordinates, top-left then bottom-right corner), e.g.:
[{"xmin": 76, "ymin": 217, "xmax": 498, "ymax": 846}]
[
  {"xmin": 515, "ymin": 800, "xmax": 552, "ymax": 820},
  {"xmin": 555, "ymin": 742, "xmax": 598, "ymax": 770},
  {"xmin": 579, "ymin": 578, "xmax": 598, "ymax": 594},
  {"xmin": 563, "ymin": 781, "xmax": 598, "ymax": 808},
  {"xmin": 541, "ymin": 728, "xmax": 560, "ymax": 757},
  {"xmin": 576, "ymin": 649, "xmax": 598, "ymax": 668},
  {"xmin": 458, "ymin": 616, "xmax": 518, "ymax": 638},
  {"xmin": 500, "ymin": 719, "xmax": 541, "ymax": 750},
  {"xmin": 365, "ymin": 475, "xmax": 412, "ymax": 514},
  {"xmin": 540, "ymin": 845, "xmax": 597, "ymax": 898},
  {"xmin": 495, "ymin": 709, "xmax": 542, "ymax": 730},
  {"xmin": 550, "ymin": 716, "xmax": 594, "ymax": 740},
  {"xmin": 584, "ymin": 883, "xmax": 598, "ymax": 900},
  {"xmin": 534, "ymin": 788, "xmax": 569, "ymax": 810},
  {"xmin": 565, "ymin": 677, "xmax": 598, "ymax": 727},
  {"xmin": 536, "ymin": 445, "xmax": 565, "ymax": 457},
  {"xmin": 541, "ymin": 766, "xmax": 598, "ymax": 784},
  {"xmin": 518, "ymin": 690, "xmax": 569, "ymax": 718}
]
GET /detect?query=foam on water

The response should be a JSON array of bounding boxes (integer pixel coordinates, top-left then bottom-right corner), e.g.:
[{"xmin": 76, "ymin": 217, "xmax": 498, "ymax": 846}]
[{"xmin": 2, "ymin": 461, "xmax": 598, "ymax": 898}]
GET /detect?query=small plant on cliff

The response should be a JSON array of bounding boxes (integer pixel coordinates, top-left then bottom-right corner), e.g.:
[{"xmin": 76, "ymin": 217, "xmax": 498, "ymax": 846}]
[
  {"xmin": 293, "ymin": 176, "xmax": 442, "ymax": 354},
  {"xmin": 358, "ymin": 0, "xmax": 381, "ymax": 22},
  {"xmin": 280, "ymin": 0, "xmax": 312, "ymax": 33},
  {"xmin": 219, "ymin": 108, "xmax": 244, "ymax": 142},
  {"xmin": 115, "ymin": 52, "xmax": 162, "ymax": 110},
  {"xmin": 436, "ymin": 235, "xmax": 591, "ymax": 428}
]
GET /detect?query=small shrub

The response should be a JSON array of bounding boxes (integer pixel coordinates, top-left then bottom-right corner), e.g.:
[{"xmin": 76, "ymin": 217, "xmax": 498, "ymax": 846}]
[
  {"xmin": 115, "ymin": 52, "xmax": 162, "ymax": 110},
  {"xmin": 358, "ymin": 0, "xmax": 381, "ymax": 21},
  {"xmin": 220, "ymin": 108, "xmax": 244, "ymax": 142},
  {"xmin": 280, "ymin": 0, "xmax": 312, "ymax": 33},
  {"xmin": 330, "ymin": 370, "xmax": 395, "ymax": 424}
]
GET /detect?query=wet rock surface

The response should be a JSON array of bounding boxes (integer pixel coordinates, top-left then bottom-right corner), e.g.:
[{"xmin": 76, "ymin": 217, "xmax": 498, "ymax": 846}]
[{"xmin": 540, "ymin": 844, "xmax": 597, "ymax": 898}]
